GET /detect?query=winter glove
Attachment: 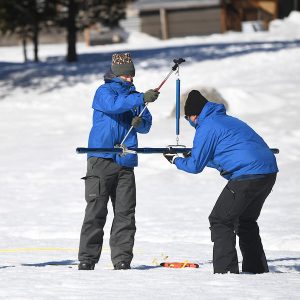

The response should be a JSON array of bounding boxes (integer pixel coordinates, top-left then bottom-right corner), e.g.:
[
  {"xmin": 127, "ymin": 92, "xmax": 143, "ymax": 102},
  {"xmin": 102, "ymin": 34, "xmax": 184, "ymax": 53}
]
[
  {"xmin": 143, "ymin": 89, "xmax": 160, "ymax": 103},
  {"xmin": 183, "ymin": 150, "xmax": 192, "ymax": 158},
  {"xmin": 131, "ymin": 116, "xmax": 143, "ymax": 128},
  {"xmin": 163, "ymin": 152, "xmax": 178, "ymax": 164}
]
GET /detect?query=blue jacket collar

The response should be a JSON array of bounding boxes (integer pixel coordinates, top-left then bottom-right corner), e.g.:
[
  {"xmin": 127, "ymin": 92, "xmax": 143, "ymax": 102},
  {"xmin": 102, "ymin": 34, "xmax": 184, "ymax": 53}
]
[
  {"xmin": 105, "ymin": 77, "xmax": 136, "ymax": 94},
  {"xmin": 103, "ymin": 68, "xmax": 134, "ymax": 89}
]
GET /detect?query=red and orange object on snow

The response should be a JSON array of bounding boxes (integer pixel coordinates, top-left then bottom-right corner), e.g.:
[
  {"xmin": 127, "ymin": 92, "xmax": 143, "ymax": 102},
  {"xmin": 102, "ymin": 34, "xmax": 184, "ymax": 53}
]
[{"xmin": 160, "ymin": 261, "xmax": 199, "ymax": 268}]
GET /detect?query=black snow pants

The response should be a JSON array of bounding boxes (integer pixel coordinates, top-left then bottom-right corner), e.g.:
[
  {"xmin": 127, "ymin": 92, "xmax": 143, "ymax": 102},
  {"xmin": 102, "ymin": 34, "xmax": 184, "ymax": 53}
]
[
  {"xmin": 208, "ymin": 173, "xmax": 277, "ymax": 274},
  {"xmin": 78, "ymin": 157, "xmax": 136, "ymax": 266}
]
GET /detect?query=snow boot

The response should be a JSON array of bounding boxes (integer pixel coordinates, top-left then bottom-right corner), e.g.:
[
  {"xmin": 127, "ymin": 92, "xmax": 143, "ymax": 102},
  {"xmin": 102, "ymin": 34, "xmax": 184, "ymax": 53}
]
[
  {"xmin": 78, "ymin": 262, "xmax": 95, "ymax": 270},
  {"xmin": 114, "ymin": 261, "xmax": 131, "ymax": 270}
]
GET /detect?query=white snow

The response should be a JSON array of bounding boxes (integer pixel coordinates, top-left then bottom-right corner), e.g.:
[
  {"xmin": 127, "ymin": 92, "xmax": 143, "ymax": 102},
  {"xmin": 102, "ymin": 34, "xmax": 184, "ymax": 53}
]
[{"xmin": 0, "ymin": 11, "xmax": 300, "ymax": 300}]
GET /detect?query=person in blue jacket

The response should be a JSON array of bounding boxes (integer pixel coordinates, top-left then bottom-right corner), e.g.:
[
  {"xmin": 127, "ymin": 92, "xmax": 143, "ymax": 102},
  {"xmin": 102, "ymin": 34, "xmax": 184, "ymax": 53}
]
[
  {"xmin": 78, "ymin": 53, "xmax": 159, "ymax": 270},
  {"xmin": 164, "ymin": 90, "xmax": 278, "ymax": 274}
]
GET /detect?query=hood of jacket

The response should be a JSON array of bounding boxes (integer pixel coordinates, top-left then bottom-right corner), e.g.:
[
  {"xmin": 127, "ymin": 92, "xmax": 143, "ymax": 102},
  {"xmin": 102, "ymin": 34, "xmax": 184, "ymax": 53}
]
[
  {"xmin": 196, "ymin": 102, "xmax": 226, "ymax": 124},
  {"xmin": 104, "ymin": 68, "xmax": 134, "ymax": 88},
  {"xmin": 103, "ymin": 73, "xmax": 135, "ymax": 96},
  {"xmin": 103, "ymin": 68, "xmax": 116, "ymax": 81}
]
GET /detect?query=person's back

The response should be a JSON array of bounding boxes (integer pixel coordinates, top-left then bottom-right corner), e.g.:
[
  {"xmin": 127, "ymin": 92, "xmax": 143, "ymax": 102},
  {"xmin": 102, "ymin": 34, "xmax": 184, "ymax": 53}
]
[{"xmin": 198, "ymin": 102, "xmax": 278, "ymax": 179}]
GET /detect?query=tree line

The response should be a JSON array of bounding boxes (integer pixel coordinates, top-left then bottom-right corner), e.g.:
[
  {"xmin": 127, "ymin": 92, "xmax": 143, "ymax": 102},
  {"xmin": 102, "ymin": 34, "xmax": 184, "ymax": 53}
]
[{"xmin": 0, "ymin": 0, "xmax": 129, "ymax": 62}]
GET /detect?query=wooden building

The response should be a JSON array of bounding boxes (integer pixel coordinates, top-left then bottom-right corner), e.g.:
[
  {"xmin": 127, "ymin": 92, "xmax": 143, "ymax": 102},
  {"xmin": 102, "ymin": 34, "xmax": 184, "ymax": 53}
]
[
  {"xmin": 134, "ymin": 0, "xmax": 296, "ymax": 40},
  {"xmin": 135, "ymin": 0, "xmax": 222, "ymax": 40},
  {"xmin": 221, "ymin": 0, "xmax": 279, "ymax": 32}
]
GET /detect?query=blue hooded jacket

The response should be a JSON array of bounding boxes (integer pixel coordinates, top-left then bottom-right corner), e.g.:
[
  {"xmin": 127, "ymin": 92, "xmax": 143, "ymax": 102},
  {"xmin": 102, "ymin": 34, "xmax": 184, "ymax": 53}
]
[
  {"xmin": 87, "ymin": 75, "xmax": 152, "ymax": 168},
  {"xmin": 175, "ymin": 102, "xmax": 278, "ymax": 180}
]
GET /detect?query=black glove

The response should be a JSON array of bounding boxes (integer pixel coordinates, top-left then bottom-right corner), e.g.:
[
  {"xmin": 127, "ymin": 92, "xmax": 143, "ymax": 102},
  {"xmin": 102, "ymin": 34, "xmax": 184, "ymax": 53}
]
[
  {"xmin": 183, "ymin": 150, "xmax": 191, "ymax": 158},
  {"xmin": 131, "ymin": 116, "xmax": 143, "ymax": 128},
  {"xmin": 144, "ymin": 89, "xmax": 160, "ymax": 103},
  {"xmin": 163, "ymin": 152, "xmax": 178, "ymax": 164}
]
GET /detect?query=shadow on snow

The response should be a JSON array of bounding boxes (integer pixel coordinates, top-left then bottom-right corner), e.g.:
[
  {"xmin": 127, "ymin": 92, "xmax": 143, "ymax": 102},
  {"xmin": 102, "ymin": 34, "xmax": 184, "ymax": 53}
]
[
  {"xmin": 0, "ymin": 40, "xmax": 300, "ymax": 98},
  {"xmin": 21, "ymin": 259, "xmax": 77, "ymax": 267},
  {"xmin": 267, "ymin": 257, "xmax": 300, "ymax": 273},
  {"xmin": 1, "ymin": 257, "xmax": 300, "ymax": 273},
  {"xmin": 132, "ymin": 265, "xmax": 162, "ymax": 270},
  {"xmin": 0, "ymin": 265, "xmax": 16, "ymax": 269}
]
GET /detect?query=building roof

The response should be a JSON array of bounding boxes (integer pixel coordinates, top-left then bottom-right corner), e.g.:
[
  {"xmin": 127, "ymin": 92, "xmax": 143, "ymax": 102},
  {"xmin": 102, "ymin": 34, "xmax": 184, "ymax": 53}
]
[{"xmin": 135, "ymin": 0, "xmax": 221, "ymax": 11}]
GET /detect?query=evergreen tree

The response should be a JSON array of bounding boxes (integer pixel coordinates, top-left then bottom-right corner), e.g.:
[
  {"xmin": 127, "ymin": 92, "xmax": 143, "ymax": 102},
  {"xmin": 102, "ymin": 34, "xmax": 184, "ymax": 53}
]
[
  {"xmin": 55, "ymin": 0, "xmax": 129, "ymax": 62},
  {"xmin": 54, "ymin": 0, "xmax": 78, "ymax": 62},
  {"xmin": 0, "ymin": 0, "xmax": 29, "ymax": 62},
  {"xmin": 0, "ymin": 0, "xmax": 131, "ymax": 63},
  {"xmin": 80, "ymin": 0, "xmax": 127, "ymax": 28},
  {"xmin": 0, "ymin": 0, "xmax": 56, "ymax": 62}
]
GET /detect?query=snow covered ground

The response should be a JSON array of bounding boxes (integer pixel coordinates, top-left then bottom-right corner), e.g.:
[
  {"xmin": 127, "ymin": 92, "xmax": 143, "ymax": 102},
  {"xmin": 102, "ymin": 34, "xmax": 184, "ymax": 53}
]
[{"xmin": 0, "ymin": 11, "xmax": 300, "ymax": 300}]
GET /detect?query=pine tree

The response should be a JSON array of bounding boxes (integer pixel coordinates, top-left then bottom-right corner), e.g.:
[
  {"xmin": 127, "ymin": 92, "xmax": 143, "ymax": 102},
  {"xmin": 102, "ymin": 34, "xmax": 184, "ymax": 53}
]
[
  {"xmin": 55, "ymin": 0, "xmax": 130, "ymax": 62},
  {"xmin": 0, "ymin": 0, "xmax": 131, "ymax": 63},
  {"xmin": 0, "ymin": 0, "xmax": 56, "ymax": 62},
  {"xmin": 80, "ymin": 0, "xmax": 127, "ymax": 28},
  {"xmin": 0, "ymin": 0, "xmax": 29, "ymax": 62}
]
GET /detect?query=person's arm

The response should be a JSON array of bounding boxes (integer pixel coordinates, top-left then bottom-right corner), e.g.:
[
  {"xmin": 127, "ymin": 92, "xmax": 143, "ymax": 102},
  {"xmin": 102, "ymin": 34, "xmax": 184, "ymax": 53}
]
[
  {"xmin": 207, "ymin": 160, "xmax": 218, "ymax": 169},
  {"xmin": 92, "ymin": 86, "xmax": 144, "ymax": 114},
  {"xmin": 132, "ymin": 106, "xmax": 152, "ymax": 134},
  {"xmin": 174, "ymin": 127, "xmax": 217, "ymax": 174}
]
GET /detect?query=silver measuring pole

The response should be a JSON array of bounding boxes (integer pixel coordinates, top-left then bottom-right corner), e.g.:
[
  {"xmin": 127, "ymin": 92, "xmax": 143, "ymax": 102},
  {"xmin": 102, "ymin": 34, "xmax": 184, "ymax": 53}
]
[
  {"xmin": 120, "ymin": 104, "xmax": 149, "ymax": 146},
  {"xmin": 120, "ymin": 58, "xmax": 185, "ymax": 148},
  {"xmin": 120, "ymin": 69, "xmax": 174, "ymax": 147}
]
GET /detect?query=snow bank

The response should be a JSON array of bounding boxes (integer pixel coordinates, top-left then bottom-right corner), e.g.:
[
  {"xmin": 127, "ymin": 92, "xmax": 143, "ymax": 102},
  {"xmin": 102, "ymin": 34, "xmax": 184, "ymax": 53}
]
[{"xmin": 269, "ymin": 11, "xmax": 300, "ymax": 38}]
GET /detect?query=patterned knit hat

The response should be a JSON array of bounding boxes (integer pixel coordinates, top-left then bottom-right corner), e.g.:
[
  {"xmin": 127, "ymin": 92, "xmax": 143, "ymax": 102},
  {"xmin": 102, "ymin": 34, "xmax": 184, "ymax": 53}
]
[{"xmin": 111, "ymin": 53, "xmax": 135, "ymax": 77}]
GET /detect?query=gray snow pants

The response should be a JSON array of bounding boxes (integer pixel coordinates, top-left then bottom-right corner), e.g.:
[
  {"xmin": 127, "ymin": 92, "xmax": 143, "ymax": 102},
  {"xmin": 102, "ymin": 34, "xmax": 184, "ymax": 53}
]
[
  {"xmin": 78, "ymin": 157, "xmax": 136, "ymax": 266},
  {"xmin": 209, "ymin": 173, "xmax": 276, "ymax": 274}
]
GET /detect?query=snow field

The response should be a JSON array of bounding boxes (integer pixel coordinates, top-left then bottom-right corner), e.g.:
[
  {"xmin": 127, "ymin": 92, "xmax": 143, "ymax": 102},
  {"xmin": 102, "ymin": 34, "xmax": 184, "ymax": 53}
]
[{"xmin": 1, "ymin": 11, "xmax": 300, "ymax": 300}]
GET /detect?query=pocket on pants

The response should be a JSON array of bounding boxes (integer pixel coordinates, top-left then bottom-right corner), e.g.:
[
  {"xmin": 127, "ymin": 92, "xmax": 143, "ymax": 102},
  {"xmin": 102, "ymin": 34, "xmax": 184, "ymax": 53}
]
[
  {"xmin": 212, "ymin": 184, "xmax": 236, "ymax": 221},
  {"xmin": 224, "ymin": 185, "xmax": 236, "ymax": 217},
  {"xmin": 81, "ymin": 175, "xmax": 100, "ymax": 202}
]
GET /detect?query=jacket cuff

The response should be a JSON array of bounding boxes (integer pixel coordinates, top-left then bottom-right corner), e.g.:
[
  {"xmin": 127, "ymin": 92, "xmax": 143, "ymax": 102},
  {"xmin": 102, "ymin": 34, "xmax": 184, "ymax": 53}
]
[{"xmin": 172, "ymin": 156, "xmax": 178, "ymax": 164}]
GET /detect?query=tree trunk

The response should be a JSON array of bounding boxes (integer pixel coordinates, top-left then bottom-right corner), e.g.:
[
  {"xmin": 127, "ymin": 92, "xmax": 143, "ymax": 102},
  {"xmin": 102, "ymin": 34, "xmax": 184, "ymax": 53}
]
[
  {"xmin": 22, "ymin": 33, "xmax": 28, "ymax": 63},
  {"xmin": 32, "ymin": 1, "xmax": 39, "ymax": 63},
  {"xmin": 33, "ymin": 22, "xmax": 39, "ymax": 62},
  {"xmin": 67, "ymin": 0, "xmax": 77, "ymax": 62}
]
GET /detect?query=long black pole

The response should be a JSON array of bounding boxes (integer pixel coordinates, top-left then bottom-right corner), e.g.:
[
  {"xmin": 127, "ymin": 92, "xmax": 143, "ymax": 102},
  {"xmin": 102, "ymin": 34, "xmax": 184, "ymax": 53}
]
[{"xmin": 76, "ymin": 147, "xmax": 279, "ymax": 155}]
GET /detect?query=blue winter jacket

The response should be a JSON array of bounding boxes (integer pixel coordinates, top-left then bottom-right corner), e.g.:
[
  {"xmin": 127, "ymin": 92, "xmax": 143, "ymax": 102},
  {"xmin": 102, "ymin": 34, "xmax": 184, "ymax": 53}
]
[
  {"xmin": 87, "ymin": 76, "xmax": 152, "ymax": 168},
  {"xmin": 175, "ymin": 102, "xmax": 278, "ymax": 180}
]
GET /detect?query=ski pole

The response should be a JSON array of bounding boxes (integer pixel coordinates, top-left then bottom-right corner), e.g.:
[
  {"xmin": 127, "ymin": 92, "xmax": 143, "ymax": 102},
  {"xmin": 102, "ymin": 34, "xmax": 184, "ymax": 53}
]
[{"xmin": 120, "ymin": 58, "xmax": 186, "ymax": 147}]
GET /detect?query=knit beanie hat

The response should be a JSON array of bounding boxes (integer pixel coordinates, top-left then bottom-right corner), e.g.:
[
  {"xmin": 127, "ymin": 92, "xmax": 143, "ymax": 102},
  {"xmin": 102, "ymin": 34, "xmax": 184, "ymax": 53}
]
[
  {"xmin": 111, "ymin": 52, "xmax": 135, "ymax": 77},
  {"xmin": 184, "ymin": 90, "xmax": 208, "ymax": 116}
]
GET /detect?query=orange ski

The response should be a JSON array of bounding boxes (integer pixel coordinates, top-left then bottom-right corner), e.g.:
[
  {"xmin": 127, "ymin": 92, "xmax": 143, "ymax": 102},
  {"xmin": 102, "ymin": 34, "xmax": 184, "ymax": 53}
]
[{"xmin": 160, "ymin": 262, "xmax": 199, "ymax": 268}]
